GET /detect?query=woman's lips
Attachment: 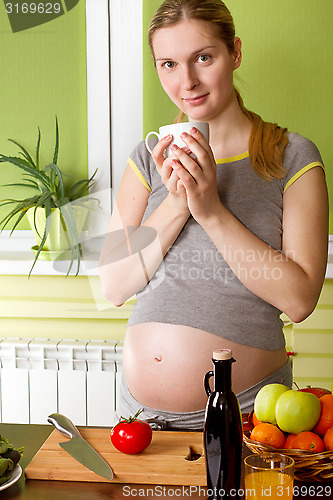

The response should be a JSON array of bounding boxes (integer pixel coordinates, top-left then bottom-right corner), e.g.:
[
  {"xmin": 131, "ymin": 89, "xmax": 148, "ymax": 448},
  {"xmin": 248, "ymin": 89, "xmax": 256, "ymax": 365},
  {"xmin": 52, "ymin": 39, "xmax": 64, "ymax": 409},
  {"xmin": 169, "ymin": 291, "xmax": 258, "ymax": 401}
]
[{"xmin": 183, "ymin": 93, "xmax": 209, "ymax": 105}]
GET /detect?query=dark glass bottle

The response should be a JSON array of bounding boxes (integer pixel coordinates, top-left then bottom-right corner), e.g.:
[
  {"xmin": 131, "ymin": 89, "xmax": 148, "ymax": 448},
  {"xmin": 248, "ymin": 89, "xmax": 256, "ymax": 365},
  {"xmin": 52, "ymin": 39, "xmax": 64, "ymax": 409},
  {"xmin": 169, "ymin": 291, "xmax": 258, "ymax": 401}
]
[{"xmin": 203, "ymin": 349, "xmax": 242, "ymax": 500}]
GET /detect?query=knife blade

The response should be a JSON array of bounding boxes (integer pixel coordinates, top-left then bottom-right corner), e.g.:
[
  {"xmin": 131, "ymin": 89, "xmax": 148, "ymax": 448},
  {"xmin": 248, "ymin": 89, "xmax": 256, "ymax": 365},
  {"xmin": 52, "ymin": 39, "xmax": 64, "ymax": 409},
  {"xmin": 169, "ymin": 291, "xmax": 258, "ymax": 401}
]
[{"xmin": 47, "ymin": 413, "xmax": 114, "ymax": 480}]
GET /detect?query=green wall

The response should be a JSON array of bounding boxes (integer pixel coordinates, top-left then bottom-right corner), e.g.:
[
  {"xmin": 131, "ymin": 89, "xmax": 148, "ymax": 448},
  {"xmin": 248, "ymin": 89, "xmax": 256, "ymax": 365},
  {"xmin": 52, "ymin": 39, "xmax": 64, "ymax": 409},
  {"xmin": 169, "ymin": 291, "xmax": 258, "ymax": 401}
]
[
  {"xmin": 0, "ymin": 1, "xmax": 88, "ymax": 229},
  {"xmin": 0, "ymin": 275, "xmax": 132, "ymax": 341},
  {"xmin": 143, "ymin": 0, "xmax": 333, "ymax": 231}
]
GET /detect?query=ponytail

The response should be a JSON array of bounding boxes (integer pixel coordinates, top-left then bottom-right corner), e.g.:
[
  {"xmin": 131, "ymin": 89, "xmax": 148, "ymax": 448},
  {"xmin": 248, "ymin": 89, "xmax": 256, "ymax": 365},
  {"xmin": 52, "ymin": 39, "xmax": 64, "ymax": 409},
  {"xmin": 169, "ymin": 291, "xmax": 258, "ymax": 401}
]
[{"xmin": 234, "ymin": 88, "xmax": 288, "ymax": 180}]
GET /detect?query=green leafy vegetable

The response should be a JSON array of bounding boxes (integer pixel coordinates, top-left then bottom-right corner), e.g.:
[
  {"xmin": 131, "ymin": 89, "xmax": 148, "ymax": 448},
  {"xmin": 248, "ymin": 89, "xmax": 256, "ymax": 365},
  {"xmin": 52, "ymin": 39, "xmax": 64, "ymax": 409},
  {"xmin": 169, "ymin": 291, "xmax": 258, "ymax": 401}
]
[
  {"xmin": 0, "ymin": 458, "xmax": 13, "ymax": 476},
  {"xmin": 0, "ymin": 435, "xmax": 23, "ymax": 485}
]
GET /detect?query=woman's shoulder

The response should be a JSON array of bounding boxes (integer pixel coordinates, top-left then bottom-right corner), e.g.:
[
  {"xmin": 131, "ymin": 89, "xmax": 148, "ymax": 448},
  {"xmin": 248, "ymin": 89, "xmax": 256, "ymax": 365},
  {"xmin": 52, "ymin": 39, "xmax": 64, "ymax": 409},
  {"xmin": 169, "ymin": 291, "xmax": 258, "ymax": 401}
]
[
  {"xmin": 129, "ymin": 138, "xmax": 159, "ymax": 167},
  {"xmin": 285, "ymin": 131, "xmax": 322, "ymax": 159},
  {"xmin": 282, "ymin": 132, "xmax": 324, "ymax": 191},
  {"xmin": 128, "ymin": 139, "xmax": 159, "ymax": 192},
  {"xmin": 130, "ymin": 139, "xmax": 153, "ymax": 160}
]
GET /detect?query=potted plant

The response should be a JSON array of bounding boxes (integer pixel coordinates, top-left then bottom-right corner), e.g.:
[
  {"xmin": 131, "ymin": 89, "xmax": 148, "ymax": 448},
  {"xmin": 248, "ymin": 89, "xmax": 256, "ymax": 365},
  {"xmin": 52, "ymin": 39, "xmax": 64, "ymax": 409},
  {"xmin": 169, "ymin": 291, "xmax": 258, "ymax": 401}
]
[{"xmin": 0, "ymin": 117, "xmax": 97, "ymax": 276}]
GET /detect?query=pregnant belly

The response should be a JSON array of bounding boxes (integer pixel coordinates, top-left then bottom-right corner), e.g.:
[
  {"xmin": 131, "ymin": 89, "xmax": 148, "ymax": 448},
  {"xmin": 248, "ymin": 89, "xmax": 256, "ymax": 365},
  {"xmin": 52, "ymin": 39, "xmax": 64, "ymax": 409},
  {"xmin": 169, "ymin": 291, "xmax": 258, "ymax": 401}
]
[{"xmin": 123, "ymin": 323, "xmax": 288, "ymax": 412}]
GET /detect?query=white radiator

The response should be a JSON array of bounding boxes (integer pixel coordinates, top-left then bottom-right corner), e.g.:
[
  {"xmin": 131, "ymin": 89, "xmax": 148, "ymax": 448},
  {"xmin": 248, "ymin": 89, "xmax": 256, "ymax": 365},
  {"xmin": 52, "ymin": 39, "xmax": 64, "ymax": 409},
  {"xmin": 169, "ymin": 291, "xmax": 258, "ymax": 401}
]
[{"xmin": 0, "ymin": 339, "xmax": 123, "ymax": 426}]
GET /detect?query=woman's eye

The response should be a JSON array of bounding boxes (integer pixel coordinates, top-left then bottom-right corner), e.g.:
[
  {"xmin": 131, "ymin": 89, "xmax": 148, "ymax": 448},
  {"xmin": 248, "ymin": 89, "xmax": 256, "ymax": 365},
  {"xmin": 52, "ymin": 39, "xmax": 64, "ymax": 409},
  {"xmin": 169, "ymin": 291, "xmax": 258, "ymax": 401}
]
[
  {"xmin": 163, "ymin": 61, "xmax": 176, "ymax": 69},
  {"xmin": 197, "ymin": 54, "xmax": 211, "ymax": 63}
]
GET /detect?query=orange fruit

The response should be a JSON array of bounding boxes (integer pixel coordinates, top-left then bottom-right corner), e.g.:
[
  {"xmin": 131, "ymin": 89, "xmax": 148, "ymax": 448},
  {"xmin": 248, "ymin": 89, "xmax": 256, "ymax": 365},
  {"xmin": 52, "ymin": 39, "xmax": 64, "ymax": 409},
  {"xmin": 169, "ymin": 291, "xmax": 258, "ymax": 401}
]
[
  {"xmin": 313, "ymin": 394, "xmax": 333, "ymax": 437},
  {"xmin": 252, "ymin": 412, "xmax": 261, "ymax": 427},
  {"xmin": 323, "ymin": 427, "xmax": 333, "ymax": 451},
  {"xmin": 292, "ymin": 431, "xmax": 324, "ymax": 452},
  {"xmin": 284, "ymin": 433, "xmax": 297, "ymax": 449},
  {"xmin": 250, "ymin": 423, "xmax": 285, "ymax": 449}
]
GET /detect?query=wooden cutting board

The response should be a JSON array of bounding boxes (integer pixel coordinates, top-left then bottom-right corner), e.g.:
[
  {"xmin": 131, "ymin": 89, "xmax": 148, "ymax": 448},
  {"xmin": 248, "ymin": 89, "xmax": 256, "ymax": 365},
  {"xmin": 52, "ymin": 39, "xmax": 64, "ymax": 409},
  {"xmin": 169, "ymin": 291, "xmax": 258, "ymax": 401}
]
[{"xmin": 25, "ymin": 428, "xmax": 207, "ymax": 485}]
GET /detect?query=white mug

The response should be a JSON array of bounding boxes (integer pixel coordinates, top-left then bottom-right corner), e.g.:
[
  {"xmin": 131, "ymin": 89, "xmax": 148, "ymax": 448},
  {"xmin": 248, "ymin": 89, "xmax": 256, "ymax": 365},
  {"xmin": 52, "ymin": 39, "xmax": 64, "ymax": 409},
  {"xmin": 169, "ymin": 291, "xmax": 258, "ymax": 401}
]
[{"xmin": 145, "ymin": 121, "xmax": 209, "ymax": 157}]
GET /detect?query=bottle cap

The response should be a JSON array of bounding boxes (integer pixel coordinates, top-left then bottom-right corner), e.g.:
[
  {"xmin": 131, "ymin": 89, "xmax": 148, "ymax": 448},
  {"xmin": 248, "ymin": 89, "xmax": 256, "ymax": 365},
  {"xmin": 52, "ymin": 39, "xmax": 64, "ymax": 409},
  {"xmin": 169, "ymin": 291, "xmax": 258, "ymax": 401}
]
[{"xmin": 213, "ymin": 349, "xmax": 232, "ymax": 360}]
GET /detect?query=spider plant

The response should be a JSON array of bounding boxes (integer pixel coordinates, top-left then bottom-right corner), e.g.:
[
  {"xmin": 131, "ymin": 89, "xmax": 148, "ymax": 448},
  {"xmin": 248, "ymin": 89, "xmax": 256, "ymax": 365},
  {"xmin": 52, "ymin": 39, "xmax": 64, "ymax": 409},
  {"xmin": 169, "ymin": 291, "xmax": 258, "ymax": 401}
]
[{"xmin": 0, "ymin": 117, "xmax": 97, "ymax": 276}]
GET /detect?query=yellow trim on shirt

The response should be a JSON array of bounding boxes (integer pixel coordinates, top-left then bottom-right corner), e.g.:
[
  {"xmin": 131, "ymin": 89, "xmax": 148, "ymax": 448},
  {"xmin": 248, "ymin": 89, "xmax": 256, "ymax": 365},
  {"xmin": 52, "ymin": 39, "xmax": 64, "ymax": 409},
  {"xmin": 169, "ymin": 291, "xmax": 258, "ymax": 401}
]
[
  {"xmin": 128, "ymin": 157, "xmax": 152, "ymax": 192},
  {"xmin": 284, "ymin": 161, "xmax": 325, "ymax": 193},
  {"xmin": 215, "ymin": 151, "xmax": 250, "ymax": 164}
]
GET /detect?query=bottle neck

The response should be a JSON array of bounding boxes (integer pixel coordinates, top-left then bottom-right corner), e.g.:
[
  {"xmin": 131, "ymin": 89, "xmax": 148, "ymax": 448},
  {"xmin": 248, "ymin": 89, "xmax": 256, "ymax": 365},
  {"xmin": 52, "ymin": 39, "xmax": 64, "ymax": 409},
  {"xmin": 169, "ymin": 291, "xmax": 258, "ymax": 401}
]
[{"xmin": 213, "ymin": 358, "xmax": 234, "ymax": 392}]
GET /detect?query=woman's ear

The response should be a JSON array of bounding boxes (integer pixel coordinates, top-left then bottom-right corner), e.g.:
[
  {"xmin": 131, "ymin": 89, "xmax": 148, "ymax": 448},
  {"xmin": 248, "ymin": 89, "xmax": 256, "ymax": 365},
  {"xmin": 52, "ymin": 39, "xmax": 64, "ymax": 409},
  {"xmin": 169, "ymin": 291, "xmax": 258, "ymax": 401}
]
[{"xmin": 233, "ymin": 37, "xmax": 242, "ymax": 70}]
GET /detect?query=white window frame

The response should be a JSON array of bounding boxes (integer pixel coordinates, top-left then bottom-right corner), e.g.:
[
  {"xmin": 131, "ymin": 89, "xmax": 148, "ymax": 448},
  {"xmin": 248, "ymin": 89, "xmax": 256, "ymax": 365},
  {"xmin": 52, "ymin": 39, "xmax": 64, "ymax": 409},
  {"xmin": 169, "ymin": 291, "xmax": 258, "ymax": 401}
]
[
  {"xmin": 87, "ymin": 0, "xmax": 143, "ymax": 203},
  {"xmin": 0, "ymin": 0, "xmax": 143, "ymax": 275}
]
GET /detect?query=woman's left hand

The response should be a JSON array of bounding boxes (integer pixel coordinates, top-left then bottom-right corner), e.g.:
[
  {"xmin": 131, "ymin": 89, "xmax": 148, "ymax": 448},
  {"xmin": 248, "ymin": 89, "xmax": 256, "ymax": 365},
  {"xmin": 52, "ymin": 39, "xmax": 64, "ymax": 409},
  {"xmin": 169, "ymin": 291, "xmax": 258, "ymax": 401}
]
[{"xmin": 169, "ymin": 127, "xmax": 221, "ymax": 223}]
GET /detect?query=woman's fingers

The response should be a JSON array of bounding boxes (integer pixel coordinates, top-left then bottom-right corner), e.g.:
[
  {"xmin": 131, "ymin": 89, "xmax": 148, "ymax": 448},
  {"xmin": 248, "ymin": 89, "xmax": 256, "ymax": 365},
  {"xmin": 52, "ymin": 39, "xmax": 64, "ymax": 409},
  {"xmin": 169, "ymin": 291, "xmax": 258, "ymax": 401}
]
[
  {"xmin": 180, "ymin": 128, "xmax": 215, "ymax": 165},
  {"xmin": 151, "ymin": 141, "xmax": 185, "ymax": 195},
  {"xmin": 168, "ymin": 167, "xmax": 180, "ymax": 192},
  {"xmin": 151, "ymin": 135, "xmax": 177, "ymax": 186},
  {"xmin": 171, "ymin": 158, "xmax": 198, "ymax": 192},
  {"xmin": 170, "ymin": 146, "xmax": 206, "ymax": 184},
  {"xmin": 151, "ymin": 134, "xmax": 173, "ymax": 169},
  {"xmin": 176, "ymin": 178, "xmax": 186, "ymax": 197},
  {"xmin": 150, "ymin": 129, "xmax": 215, "ymax": 195}
]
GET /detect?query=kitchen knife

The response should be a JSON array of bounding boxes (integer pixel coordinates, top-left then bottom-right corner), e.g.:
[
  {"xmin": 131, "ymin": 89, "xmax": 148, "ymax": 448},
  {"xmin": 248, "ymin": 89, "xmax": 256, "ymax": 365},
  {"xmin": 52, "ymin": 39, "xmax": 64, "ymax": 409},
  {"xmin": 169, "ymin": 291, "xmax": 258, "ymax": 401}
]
[{"xmin": 47, "ymin": 413, "xmax": 114, "ymax": 480}]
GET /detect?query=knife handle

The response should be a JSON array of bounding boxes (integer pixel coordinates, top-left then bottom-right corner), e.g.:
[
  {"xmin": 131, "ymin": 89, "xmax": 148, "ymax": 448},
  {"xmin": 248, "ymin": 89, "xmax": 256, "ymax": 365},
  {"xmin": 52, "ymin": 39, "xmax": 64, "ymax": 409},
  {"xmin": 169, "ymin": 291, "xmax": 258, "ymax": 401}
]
[{"xmin": 48, "ymin": 413, "xmax": 82, "ymax": 440}]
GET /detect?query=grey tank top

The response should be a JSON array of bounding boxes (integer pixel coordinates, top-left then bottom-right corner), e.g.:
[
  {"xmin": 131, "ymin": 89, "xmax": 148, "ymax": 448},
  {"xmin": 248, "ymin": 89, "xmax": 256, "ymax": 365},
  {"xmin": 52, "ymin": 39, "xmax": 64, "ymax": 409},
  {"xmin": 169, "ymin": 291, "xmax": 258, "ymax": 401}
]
[{"xmin": 126, "ymin": 132, "xmax": 324, "ymax": 350}]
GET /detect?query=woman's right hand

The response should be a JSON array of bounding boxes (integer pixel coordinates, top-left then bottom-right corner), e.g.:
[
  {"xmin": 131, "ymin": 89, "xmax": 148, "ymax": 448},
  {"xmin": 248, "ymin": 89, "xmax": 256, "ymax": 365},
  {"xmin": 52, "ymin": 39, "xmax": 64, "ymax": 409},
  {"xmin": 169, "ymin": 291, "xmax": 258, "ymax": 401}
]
[{"xmin": 151, "ymin": 135, "xmax": 189, "ymax": 214}]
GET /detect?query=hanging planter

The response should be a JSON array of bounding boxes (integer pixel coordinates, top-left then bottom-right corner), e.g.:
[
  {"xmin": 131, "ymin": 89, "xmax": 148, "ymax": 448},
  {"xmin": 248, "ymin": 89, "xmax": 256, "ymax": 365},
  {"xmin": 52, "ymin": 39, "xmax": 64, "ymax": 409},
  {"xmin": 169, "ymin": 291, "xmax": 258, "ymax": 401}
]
[{"xmin": 0, "ymin": 117, "xmax": 97, "ymax": 276}]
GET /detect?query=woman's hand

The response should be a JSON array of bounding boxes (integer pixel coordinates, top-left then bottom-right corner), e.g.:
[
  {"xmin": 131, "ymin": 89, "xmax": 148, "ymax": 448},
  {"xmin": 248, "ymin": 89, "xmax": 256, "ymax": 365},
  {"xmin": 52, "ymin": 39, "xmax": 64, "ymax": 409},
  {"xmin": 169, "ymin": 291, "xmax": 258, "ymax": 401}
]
[
  {"xmin": 151, "ymin": 135, "xmax": 189, "ymax": 214},
  {"xmin": 169, "ymin": 127, "xmax": 222, "ymax": 222}
]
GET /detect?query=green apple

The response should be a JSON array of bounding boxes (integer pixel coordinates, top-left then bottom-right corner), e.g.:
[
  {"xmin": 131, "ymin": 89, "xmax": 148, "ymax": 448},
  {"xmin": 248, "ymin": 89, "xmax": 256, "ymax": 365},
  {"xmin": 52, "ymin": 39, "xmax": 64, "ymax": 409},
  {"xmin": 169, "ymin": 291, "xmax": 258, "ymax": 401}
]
[
  {"xmin": 254, "ymin": 383, "xmax": 290, "ymax": 424},
  {"xmin": 275, "ymin": 390, "xmax": 321, "ymax": 434}
]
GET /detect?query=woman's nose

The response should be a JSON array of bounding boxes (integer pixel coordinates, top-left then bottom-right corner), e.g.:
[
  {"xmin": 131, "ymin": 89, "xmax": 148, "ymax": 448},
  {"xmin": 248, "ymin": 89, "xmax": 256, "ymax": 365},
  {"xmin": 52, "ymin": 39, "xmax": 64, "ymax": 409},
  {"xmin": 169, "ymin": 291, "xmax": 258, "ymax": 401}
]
[{"xmin": 181, "ymin": 66, "xmax": 199, "ymax": 90}]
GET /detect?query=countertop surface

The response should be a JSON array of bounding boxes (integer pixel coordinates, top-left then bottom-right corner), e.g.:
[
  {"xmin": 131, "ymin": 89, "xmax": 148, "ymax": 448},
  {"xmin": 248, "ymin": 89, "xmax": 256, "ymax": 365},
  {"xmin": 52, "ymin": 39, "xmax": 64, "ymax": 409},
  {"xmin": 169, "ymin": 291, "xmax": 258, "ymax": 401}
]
[{"xmin": 0, "ymin": 423, "xmax": 332, "ymax": 499}]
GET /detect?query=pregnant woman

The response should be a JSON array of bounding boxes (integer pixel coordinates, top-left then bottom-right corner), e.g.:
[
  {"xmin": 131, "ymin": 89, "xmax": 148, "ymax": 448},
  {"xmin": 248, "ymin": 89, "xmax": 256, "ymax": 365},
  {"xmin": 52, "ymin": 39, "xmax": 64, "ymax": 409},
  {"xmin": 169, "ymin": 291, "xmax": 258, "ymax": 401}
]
[{"xmin": 99, "ymin": 0, "xmax": 328, "ymax": 430}]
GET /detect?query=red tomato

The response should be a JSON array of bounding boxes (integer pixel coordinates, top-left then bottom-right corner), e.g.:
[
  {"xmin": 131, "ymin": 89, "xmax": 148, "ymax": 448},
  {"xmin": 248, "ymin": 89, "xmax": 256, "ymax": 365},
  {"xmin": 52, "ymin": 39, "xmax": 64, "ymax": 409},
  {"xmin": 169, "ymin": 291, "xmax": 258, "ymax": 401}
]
[{"xmin": 110, "ymin": 409, "xmax": 152, "ymax": 454}]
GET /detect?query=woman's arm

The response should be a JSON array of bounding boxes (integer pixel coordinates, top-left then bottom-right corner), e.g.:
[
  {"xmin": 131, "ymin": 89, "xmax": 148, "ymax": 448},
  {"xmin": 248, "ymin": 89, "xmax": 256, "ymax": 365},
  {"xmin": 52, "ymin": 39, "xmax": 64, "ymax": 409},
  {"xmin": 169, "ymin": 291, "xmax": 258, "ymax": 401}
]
[
  {"xmin": 171, "ymin": 130, "xmax": 329, "ymax": 322},
  {"xmin": 99, "ymin": 145, "xmax": 190, "ymax": 306}
]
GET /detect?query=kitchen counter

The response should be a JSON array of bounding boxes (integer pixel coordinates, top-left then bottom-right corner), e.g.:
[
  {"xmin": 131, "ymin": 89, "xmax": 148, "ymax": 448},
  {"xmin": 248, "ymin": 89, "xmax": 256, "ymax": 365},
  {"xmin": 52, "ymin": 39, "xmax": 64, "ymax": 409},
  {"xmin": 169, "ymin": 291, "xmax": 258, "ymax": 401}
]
[{"xmin": 0, "ymin": 423, "xmax": 332, "ymax": 499}]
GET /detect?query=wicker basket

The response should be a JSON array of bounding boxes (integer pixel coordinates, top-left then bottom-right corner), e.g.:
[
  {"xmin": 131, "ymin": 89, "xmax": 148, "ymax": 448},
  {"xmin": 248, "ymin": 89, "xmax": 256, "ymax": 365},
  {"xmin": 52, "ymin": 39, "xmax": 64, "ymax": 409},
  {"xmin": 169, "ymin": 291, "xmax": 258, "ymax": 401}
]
[{"xmin": 242, "ymin": 413, "xmax": 333, "ymax": 482}]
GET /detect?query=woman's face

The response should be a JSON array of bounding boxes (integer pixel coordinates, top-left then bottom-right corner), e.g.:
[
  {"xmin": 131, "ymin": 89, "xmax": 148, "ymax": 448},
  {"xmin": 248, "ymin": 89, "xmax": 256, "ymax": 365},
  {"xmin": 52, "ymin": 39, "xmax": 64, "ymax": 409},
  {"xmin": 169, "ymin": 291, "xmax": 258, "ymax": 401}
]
[{"xmin": 152, "ymin": 19, "xmax": 241, "ymax": 123}]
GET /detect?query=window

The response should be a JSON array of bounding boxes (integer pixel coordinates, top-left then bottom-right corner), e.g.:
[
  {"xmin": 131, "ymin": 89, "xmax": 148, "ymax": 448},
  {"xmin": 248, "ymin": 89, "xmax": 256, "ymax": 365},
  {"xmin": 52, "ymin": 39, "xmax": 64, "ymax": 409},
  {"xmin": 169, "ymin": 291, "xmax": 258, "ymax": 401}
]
[
  {"xmin": 86, "ymin": 0, "xmax": 143, "ymax": 236},
  {"xmin": 0, "ymin": 0, "xmax": 143, "ymax": 275}
]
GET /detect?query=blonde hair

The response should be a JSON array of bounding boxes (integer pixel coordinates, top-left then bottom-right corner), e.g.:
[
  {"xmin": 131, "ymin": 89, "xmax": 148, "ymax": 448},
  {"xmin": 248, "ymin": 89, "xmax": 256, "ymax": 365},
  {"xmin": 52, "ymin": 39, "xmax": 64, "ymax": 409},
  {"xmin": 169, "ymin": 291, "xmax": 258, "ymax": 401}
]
[{"xmin": 148, "ymin": 0, "xmax": 288, "ymax": 180}]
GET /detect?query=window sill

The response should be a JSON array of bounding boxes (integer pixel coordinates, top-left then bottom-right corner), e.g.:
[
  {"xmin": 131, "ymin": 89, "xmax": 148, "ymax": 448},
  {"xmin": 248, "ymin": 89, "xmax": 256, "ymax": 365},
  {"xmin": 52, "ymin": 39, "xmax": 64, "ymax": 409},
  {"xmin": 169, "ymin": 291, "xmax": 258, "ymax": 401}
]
[
  {"xmin": 0, "ymin": 231, "xmax": 101, "ymax": 276},
  {"xmin": 1, "ymin": 231, "xmax": 333, "ymax": 278}
]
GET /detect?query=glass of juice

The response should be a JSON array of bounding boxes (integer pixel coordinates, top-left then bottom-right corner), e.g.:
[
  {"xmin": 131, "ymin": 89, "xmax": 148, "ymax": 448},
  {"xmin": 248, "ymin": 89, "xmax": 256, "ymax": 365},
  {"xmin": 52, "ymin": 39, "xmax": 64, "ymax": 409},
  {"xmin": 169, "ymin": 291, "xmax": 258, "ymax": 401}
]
[{"xmin": 244, "ymin": 452, "xmax": 295, "ymax": 500}]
